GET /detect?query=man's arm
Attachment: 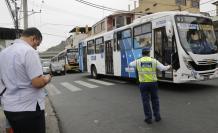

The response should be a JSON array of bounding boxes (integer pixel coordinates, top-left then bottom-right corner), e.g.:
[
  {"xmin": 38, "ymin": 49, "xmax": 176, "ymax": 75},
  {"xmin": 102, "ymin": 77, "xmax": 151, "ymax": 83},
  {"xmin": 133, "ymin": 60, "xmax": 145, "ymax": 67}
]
[
  {"xmin": 129, "ymin": 60, "xmax": 137, "ymax": 67},
  {"xmin": 32, "ymin": 74, "xmax": 51, "ymax": 89},
  {"xmin": 155, "ymin": 60, "xmax": 171, "ymax": 71},
  {"xmin": 25, "ymin": 50, "xmax": 52, "ymax": 89}
]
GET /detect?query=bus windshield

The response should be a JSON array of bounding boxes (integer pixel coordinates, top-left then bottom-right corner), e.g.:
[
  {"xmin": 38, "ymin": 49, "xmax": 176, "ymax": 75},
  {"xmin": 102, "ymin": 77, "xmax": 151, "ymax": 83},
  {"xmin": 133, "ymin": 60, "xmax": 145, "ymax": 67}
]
[
  {"xmin": 66, "ymin": 49, "xmax": 78, "ymax": 62},
  {"xmin": 175, "ymin": 15, "xmax": 218, "ymax": 54}
]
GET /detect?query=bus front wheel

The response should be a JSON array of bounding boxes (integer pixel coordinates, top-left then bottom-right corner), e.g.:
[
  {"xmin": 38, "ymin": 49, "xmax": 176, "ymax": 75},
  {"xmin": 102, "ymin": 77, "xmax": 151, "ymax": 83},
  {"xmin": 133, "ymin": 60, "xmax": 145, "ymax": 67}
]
[{"xmin": 91, "ymin": 66, "xmax": 99, "ymax": 79}]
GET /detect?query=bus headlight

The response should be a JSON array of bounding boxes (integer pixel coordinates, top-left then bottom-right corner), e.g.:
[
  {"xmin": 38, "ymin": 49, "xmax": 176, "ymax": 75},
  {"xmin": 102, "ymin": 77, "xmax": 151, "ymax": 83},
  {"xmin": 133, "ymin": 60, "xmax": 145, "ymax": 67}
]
[{"xmin": 183, "ymin": 57, "xmax": 193, "ymax": 70}]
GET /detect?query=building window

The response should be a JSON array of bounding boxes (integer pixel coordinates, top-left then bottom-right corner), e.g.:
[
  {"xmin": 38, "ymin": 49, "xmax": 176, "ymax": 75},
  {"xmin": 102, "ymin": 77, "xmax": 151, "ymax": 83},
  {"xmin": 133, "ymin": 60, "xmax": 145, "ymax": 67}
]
[
  {"xmin": 94, "ymin": 26, "xmax": 96, "ymax": 34},
  {"xmin": 113, "ymin": 19, "xmax": 115, "ymax": 27},
  {"xmin": 191, "ymin": 0, "xmax": 199, "ymax": 8},
  {"xmin": 176, "ymin": 0, "xmax": 186, "ymax": 5},
  {"xmin": 126, "ymin": 17, "xmax": 132, "ymax": 25},
  {"xmin": 101, "ymin": 21, "xmax": 105, "ymax": 31},
  {"xmin": 116, "ymin": 16, "xmax": 125, "ymax": 28}
]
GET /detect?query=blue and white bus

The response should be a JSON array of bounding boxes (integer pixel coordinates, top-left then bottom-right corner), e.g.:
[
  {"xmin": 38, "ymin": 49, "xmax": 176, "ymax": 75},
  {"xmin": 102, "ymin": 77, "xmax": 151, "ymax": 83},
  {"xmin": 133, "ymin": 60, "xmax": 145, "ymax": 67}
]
[{"xmin": 80, "ymin": 11, "xmax": 218, "ymax": 83}]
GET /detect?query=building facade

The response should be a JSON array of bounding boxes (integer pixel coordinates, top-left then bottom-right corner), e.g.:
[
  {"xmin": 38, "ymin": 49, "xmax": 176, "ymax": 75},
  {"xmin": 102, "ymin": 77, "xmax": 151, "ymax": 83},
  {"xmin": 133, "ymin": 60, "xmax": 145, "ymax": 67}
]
[
  {"xmin": 92, "ymin": 13, "xmax": 135, "ymax": 35},
  {"xmin": 67, "ymin": 26, "xmax": 92, "ymax": 48},
  {"xmin": 133, "ymin": 0, "xmax": 200, "ymax": 16}
]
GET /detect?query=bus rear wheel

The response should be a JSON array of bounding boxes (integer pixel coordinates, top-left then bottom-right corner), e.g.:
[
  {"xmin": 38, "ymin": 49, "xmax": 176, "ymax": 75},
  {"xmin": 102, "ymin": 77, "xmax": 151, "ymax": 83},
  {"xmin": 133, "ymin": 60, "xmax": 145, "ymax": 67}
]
[{"xmin": 91, "ymin": 66, "xmax": 99, "ymax": 79}]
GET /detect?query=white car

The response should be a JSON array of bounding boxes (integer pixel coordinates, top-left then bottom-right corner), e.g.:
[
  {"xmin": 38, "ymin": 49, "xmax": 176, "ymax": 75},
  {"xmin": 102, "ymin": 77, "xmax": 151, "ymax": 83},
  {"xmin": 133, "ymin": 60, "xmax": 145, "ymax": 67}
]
[
  {"xmin": 42, "ymin": 61, "xmax": 51, "ymax": 74},
  {"xmin": 50, "ymin": 63, "xmax": 65, "ymax": 75}
]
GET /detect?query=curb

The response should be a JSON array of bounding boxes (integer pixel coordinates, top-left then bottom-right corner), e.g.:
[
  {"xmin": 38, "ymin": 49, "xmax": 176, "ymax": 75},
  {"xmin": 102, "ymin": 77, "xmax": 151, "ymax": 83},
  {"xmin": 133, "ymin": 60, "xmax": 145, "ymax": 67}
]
[{"xmin": 45, "ymin": 96, "xmax": 61, "ymax": 133}]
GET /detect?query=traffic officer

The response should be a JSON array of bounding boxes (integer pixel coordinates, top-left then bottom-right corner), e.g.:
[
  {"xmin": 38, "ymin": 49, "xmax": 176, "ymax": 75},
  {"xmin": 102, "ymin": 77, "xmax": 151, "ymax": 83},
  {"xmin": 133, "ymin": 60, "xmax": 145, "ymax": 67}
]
[{"xmin": 129, "ymin": 47, "xmax": 171, "ymax": 124}]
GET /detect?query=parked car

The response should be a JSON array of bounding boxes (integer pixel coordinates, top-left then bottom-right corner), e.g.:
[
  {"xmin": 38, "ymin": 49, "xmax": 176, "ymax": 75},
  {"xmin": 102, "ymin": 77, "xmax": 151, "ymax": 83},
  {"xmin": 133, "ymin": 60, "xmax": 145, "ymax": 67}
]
[
  {"xmin": 50, "ymin": 62, "xmax": 65, "ymax": 75},
  {"xmin": 42, "ymin": 61, "xmax": 51, "ymax": 74}
]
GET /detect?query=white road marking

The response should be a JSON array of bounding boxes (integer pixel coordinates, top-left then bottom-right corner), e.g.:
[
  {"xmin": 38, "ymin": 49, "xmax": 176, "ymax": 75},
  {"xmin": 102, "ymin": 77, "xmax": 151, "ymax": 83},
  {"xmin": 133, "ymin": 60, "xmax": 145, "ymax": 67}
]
[
  {"xmin": 88, "ymin": 79, "xmax": 115, "ymax": 86},
  {"xmin": 60, "ymin": 82, "xmax": 82, "ymax": 92},
  {"xmin": 74, "ymin": 80, "xmax": 99, "ymax": 88},
  {"xmin": 46, "ymin": 83, "xmax": 61, "ymax": 96}
]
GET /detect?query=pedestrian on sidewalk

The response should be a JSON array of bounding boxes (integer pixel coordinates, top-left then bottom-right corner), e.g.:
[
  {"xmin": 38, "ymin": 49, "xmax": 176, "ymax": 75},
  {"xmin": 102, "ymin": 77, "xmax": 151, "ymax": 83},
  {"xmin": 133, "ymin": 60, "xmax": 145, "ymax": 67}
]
[
  {"xmin": 129, "ymin": 47, "xmax": 171, "ymax": 124},
  {"xmin": 0, "ymin": 27, "xmax": 52, "ymax": 133}
]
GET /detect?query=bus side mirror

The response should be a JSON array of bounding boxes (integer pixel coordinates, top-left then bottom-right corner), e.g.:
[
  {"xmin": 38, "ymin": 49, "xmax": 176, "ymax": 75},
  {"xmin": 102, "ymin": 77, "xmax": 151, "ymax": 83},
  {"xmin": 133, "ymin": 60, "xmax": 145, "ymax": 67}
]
[{"xmin": 166, "ymin": 21, "xmax": 173, "ymax": 38}]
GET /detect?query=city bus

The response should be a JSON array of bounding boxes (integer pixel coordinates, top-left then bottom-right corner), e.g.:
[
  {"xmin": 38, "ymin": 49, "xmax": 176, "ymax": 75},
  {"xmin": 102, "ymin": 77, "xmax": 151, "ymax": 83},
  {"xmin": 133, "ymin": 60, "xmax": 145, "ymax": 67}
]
[
  {"xmin": 82, "ymin": 11, "xmax": 218, "ymax": 83},
  {"xmin": 51, "ymin": 48, "xmax": 80, "ymax": 74}
]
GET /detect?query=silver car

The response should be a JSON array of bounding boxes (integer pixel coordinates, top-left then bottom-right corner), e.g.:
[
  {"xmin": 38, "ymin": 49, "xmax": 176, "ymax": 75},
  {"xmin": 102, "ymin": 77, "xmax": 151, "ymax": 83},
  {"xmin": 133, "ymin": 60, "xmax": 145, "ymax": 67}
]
[
  {"xmin": 42, "ymin": 61, "xmax": 51, "ymax": 74},
  {"xmin": 50, "ymin": 63, "xmax": 65, "ymax": 75}
]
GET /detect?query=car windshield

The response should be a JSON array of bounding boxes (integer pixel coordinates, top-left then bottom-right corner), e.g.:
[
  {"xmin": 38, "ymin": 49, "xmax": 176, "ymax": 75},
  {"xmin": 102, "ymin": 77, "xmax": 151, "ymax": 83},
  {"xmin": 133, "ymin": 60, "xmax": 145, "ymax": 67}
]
[{"xmin": 176, "ymin": 15, "xmax": 218, "ymax": 54}]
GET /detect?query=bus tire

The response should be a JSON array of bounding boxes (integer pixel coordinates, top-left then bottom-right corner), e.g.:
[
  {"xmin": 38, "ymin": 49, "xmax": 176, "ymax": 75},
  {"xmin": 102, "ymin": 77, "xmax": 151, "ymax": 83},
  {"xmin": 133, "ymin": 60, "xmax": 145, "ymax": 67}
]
[{"xmin": 91, "ymin": 66, "xmax": 99, "ymax": 79}]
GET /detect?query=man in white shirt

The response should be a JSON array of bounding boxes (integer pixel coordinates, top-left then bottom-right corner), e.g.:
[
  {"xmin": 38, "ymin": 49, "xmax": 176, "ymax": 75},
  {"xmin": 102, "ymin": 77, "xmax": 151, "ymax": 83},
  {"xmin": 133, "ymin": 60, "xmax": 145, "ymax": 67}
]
[{"xmin": 0, "ymin": 27, "xmax": 51, "ymax": 133}]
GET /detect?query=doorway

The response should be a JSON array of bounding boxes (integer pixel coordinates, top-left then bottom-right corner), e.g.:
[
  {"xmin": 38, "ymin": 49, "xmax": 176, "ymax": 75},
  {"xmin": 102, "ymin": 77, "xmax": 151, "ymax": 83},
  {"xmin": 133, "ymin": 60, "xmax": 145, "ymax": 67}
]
[{"xmin": 105, "ymin": 40, "xmax": 114, "ymax": 74}]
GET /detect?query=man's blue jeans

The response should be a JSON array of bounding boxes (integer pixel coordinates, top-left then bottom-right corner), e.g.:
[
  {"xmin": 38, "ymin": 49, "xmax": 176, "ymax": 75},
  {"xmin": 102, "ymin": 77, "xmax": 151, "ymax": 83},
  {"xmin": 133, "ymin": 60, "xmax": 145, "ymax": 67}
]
[{"xmin": 139, "ymin": 82, "xmax": 160, "ymax": 120}]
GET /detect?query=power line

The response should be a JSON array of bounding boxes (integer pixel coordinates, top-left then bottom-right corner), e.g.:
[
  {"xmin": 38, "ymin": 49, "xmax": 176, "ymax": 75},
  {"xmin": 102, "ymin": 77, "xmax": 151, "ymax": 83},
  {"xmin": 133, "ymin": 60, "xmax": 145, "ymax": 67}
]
[
  {"xmin": 74, "ymin": 0, "xmax": 129, "ymax": 13},
  {"xmin": 42, "ymin": 33, "xmax": 68, "ymax": 38},
  {"xmin": 40, "ymin": 23, "xmax": 75, "ymax": 27}
]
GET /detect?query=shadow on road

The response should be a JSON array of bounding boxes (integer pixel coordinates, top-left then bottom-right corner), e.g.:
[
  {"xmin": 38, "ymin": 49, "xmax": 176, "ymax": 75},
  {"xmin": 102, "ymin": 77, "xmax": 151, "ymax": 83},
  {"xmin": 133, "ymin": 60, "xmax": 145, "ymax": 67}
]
[
  {"xmin": 83, "ymin": 74, "xmax": 218, "ymax": 92},
  {"xmin": 158, "ymin": 81, "xmax": 217, "ymax": 92}
]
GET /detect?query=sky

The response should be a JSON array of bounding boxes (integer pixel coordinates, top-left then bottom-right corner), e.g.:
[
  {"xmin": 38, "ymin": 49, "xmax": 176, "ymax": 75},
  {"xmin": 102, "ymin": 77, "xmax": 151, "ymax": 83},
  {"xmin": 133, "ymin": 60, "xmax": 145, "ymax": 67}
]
[{"xmin": 0, "ymin": 0, "xmax": 217, "ymax": 52}]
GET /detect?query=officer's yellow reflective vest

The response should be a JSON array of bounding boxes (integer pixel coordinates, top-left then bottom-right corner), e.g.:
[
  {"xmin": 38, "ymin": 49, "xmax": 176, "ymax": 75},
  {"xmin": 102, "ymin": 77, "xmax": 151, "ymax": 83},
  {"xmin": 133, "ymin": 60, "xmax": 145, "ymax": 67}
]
[{"xmin": 136, "ymin": 57, "xmax": 157, "ymax": 83}]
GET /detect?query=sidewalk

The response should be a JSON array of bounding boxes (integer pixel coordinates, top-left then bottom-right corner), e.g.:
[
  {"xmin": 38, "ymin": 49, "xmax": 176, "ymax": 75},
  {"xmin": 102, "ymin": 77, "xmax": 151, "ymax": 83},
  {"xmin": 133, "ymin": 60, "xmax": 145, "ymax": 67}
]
[{"xmin": 0, "ymin": 97, "xmax": 60, "ymax": 133}]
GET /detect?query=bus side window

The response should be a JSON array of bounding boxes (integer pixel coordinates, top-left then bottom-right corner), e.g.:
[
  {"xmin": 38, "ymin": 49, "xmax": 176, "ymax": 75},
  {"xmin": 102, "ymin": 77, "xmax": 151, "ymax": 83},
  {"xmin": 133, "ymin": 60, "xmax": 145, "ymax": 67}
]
[
  {"xmin": 113, "ymin": 33, "xmax": 117, "ymax": 51},
  {"xmin": 113, "ymin": 38, "xmax": 116, "ymax": 51},
  {"xmin": 117, "ymin": 32, "xmax": 122, "ymax": 51},
  {"xmin": 87, "ymin": 40, "xmax": 95, "ymax": 55},
  {"xmin": 133, "ymin": 23, "xmax": 152, "ymax": 49},
  {"xmin": 95, "ymin": 37, "xmax": 104, "ymax": 54}
]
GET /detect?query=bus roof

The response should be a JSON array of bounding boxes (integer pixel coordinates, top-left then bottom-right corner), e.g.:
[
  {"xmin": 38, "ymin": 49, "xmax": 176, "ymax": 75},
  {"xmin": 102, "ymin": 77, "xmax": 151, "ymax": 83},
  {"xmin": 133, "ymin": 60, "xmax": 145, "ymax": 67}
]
[
  {"xmin": 82, "ymin": 11, "xmax": 210, "ymax": 43},
  {"xmin": 134, "ymin": 11, "xmax": 209, "ymax": 23}
]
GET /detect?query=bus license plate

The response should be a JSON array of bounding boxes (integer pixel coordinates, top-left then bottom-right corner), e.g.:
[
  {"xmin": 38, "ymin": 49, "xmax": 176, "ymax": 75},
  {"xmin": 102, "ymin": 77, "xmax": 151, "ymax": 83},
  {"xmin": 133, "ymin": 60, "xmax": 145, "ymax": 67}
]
[{"xmin": 203, "ymin": 76, "xmax": 209, "ymax": 80}]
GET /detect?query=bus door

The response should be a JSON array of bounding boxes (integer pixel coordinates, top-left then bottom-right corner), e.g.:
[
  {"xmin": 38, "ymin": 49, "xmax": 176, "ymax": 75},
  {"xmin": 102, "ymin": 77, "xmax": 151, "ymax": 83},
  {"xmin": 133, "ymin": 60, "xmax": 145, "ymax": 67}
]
[
  {"xmin": 105, "ymin": 40, "xmax": 114, "ymax": 74},
  {"xmin": 83, "ymin": 45, "xmax": 87, "ymax": 71},
  {"xmin": 79, "ymin": 42, "xmax": 87, "ymax": 72},
  {"xmin": 154, "ymin": 27, "xmax": 173, "ymax": 80}
]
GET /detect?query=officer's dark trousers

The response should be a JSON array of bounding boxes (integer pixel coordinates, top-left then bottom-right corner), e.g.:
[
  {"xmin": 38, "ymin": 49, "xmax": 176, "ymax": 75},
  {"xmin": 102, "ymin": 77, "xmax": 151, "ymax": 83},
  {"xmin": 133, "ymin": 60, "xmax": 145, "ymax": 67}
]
[
  {"xmin": 4, "ymin": 103, "xmax": 45, "ymax": 133},
  {"xmin": 139, "ymin": 82, "xmax": 160, "ymax": 120}
]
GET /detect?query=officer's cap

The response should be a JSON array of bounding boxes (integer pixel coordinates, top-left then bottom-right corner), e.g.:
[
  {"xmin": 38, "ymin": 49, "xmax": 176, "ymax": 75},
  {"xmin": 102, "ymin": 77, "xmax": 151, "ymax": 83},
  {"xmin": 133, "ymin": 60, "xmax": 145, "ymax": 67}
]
[
  {"xmin": 142, "ymin": 47, "xmax": 151, "ymax": 52},
  {"xmin": 142, "ymin": 47, "xmax": 151, "ymax": 56}
]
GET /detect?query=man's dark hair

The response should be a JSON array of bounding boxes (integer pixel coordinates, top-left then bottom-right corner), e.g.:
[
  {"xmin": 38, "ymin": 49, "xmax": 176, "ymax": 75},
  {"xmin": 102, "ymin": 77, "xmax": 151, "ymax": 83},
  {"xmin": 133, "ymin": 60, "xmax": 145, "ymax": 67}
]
[
  {"xmin": 21, "ymin": 27, "xmax": 42, "ymax": 40},
  {"xmin": 142, "ymin": 48, "xmax": 150, "ymax": 56}
]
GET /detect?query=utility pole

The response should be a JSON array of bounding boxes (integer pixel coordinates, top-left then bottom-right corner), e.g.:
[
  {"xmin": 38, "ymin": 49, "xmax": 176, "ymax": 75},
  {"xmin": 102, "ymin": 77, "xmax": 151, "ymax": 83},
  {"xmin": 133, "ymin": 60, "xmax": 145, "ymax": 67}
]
[
  {"xmin": 23, "ymin": 0, "xmax": 28, "ymax": 29},
  {"xmin": 14, "ymin": 1, "xmax": 19, "ymax": 38},
  {"xmin": 5, "ymin": 0, "xmax": 20, "ymax": 38}
]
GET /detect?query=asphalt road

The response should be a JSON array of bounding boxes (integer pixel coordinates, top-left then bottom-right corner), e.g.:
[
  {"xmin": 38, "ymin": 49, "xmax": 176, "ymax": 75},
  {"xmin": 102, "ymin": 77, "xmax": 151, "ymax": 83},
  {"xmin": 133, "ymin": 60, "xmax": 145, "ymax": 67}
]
[{"xmin": 46, "ymin": 72, "xmax": 218, "ymax": 133}]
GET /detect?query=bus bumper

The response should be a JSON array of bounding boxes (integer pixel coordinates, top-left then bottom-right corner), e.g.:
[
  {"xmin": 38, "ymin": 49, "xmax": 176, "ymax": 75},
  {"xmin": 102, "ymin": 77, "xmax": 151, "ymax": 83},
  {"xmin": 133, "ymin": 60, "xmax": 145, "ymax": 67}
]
[{"xmin": 174, "ymin": 69, "xmax": 218, "ymax": 83}]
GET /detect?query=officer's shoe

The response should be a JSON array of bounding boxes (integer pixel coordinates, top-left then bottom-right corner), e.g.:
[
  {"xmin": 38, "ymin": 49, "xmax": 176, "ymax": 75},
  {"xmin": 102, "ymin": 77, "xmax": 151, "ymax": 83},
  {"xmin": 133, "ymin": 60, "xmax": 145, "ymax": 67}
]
[
  {"xmin": 144, "ymin": 119, "xmax": 152, "ymax": 124},
  {"xmin": 155, "ymin": 117, "xmax": 162, "ymax": 122}
]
